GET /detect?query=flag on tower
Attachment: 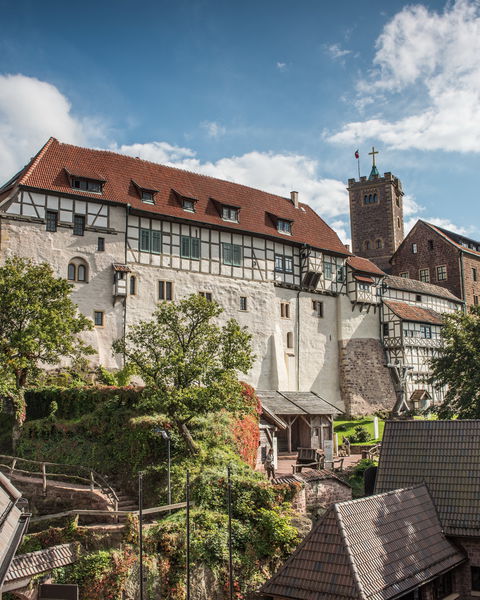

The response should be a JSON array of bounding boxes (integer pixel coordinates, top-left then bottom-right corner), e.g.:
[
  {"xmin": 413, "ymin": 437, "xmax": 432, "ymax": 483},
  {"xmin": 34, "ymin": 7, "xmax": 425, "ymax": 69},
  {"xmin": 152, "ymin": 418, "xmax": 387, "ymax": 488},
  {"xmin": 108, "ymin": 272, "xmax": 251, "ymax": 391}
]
[{"xmin": 355, "ymin": 149, "xmax": 359, "ymax": 159}]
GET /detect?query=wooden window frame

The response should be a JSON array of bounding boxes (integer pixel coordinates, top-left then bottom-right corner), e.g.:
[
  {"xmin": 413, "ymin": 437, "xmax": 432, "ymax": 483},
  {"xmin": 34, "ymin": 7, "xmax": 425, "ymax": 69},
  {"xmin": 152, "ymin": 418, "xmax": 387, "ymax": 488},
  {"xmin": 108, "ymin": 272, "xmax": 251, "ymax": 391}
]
[
  {"xmin": 158, "ymin": 280, "xmax": 174, "ymax": 301},
  {"xmin": 94, "ymin": 311, "xmax": 105, "ymax": 327}
]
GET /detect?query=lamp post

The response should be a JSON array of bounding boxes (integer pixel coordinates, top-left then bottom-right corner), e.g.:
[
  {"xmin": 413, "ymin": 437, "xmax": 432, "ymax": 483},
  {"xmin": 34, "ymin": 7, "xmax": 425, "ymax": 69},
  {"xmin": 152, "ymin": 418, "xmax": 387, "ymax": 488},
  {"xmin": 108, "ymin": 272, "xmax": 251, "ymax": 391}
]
[
  {"xmin": 155, "ymin": 428, "xmax": 171, "ymax": 508},
  {"xmin": 138, "ymin": 471, "xmax": 145, "ymax": 600}
]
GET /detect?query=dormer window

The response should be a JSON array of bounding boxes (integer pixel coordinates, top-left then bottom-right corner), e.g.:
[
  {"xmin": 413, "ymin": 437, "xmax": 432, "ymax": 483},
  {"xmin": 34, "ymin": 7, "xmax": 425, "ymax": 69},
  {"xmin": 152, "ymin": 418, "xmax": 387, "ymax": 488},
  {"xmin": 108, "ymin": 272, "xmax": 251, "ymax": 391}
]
[
  {"xmin": 141, "ymin": 190, "xmax": 154, "ymax": 203},
  {"xmin": 183, "ymin": 198, "xmax": 195, "ymax": 212},
  {"xmin": 71, "ymin": 178, "xmax": 102, "ymax": 193},
  {"xmin": 222, "ymin": 205, "xmax": 239, "ymax": 222},
  {"xmin": 277, "ymin": 219, "xmax": 292, "ymax": 234}
]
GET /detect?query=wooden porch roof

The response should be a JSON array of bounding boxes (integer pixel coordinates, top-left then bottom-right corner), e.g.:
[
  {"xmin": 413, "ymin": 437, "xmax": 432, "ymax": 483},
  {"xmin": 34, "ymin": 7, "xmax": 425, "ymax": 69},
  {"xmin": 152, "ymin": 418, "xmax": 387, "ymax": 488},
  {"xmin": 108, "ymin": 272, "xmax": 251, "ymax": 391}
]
[{"xmin": 257, "ymin": 391, "xmax": 342, "ymax": 416}]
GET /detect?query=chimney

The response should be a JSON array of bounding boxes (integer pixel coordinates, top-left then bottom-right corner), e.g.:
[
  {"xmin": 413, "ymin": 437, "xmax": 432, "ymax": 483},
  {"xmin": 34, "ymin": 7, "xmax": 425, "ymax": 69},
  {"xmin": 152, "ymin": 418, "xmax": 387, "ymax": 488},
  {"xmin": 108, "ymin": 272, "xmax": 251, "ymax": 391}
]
[
  {"xmin": 290, "ymin": 191, "xmax": 299, "ymax": 209},
  {"xmin": 345, "ymin": 244, "xmax": 350, "ymax": 252}
]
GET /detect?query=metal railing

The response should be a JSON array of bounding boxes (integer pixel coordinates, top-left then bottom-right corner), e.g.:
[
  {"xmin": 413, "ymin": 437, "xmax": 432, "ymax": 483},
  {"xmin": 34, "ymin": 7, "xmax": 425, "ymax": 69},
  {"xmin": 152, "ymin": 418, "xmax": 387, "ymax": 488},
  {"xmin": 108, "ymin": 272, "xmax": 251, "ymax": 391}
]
[{"xmin": 0, "ymin": 454, "xmax": 119, "ymax": 513}]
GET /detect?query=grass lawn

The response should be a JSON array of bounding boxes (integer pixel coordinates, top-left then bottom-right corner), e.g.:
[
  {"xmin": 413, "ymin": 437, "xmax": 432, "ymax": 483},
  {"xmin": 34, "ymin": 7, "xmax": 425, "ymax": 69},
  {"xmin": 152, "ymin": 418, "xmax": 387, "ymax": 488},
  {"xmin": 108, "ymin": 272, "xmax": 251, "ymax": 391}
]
[{"xmin": 334, "ymin": 416, "xmax": 385, "ymax": 445}]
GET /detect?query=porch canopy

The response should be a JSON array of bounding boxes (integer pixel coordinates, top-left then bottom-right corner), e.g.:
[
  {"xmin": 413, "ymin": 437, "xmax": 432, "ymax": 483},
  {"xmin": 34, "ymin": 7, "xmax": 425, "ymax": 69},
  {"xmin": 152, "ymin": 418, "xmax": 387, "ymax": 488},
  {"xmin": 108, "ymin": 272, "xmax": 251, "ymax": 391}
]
[{"xmin": 257, "ymin": 391, "xmax": 342, "ymax": 453}]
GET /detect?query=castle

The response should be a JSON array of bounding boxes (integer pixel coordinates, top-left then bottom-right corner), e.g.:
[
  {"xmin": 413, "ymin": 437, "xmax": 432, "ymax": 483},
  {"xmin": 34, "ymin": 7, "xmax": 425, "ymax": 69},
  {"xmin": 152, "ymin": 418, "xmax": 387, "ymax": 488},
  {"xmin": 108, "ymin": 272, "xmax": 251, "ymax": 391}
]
[{"xmin": 0, "ymin": 139, "xmax": 462, "ymax": 443}]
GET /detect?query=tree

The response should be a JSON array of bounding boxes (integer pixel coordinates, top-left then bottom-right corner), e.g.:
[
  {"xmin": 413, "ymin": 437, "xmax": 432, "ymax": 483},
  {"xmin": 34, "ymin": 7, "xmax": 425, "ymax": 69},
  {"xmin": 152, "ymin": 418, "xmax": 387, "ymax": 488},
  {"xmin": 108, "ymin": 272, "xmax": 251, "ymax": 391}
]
[
  {"xmin": 0, "ymin": 256, "xmax": 93, "ymax": 426},
  {"xmin": 113, "ymin": 294, "xmax": 254, "ymax": 453},
  {"xmin": 429, "ymin": 305, "xmax": 480, "ymax": 418}
]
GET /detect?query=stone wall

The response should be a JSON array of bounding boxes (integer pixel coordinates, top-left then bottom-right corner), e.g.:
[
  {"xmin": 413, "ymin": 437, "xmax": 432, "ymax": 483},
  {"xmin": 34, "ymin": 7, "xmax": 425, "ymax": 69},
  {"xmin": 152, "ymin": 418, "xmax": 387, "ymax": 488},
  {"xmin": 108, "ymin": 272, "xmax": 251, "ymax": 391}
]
[{"xmin": 339, "ymin": 338, "xmax": 397, "ymax": 416}]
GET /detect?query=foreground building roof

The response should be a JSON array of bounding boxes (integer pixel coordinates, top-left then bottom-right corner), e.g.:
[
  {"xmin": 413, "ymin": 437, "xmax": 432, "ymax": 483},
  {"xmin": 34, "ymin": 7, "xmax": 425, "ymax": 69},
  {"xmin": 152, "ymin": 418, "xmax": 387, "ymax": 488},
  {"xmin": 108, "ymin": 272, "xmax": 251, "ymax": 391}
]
[
  {"xmin": 0, "ymin": 473, "xmax": 30, "ymax": 588},
  {"xmin": 4, "ymin": 543, "xmax": 79, "ymax": 585},
  {"xmin": 375, "ymin": 420, "xmax": 480, "ymax": 536},
  {"xmin": 257, "ymin": 391, "xmax": 342, "ymax": 416},
  {"xmin": 382, "ymin": 300, "xmax": 443, "ymax": 325},
  {"xmin": 260, "ymin": 485, "xmax": 465, "ymax": 600},
  {"xmin": 1, "ymin": 137, "xmax": 351, "ymax": 256}
]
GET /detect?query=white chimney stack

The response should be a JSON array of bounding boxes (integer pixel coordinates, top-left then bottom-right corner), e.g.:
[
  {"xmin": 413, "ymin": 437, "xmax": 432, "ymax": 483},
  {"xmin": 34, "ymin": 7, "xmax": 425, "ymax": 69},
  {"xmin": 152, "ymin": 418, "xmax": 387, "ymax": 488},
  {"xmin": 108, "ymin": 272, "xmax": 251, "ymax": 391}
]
[
  {"xmin": 290, "ymin": 191, "xmax": 299, "ymax": 208},
  {"xmin": 345, "ymin": 244, "xmax": 350, "ymax": 252}
]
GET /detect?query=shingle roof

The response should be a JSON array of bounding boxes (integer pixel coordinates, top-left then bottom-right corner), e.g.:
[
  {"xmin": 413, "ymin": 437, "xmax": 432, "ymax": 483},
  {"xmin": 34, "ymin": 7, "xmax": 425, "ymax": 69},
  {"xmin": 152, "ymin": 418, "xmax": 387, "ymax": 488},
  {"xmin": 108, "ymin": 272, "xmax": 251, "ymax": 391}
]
[
  {"xmin": 5, "ymin": 543, "xmax": 79, "ymax": 583},
  {"xmin": 382, "ymin": 300, "xmax": 443, "ymax": 325},
  {"xmin": 347, "ymin": 256, "xmax": 385, "ymax": 276},
  {"xmin": 257, "ymin": 391, "xmax": 342, "ymax": 416},
  {"xmin": 260, "ymin": 485, "xmax": 465, "ymax": 600},
  {"xmin": 423, "ymin": 221, "xmax": 480, "ymax": 259},
  {"xmin": 272, "ymin": 469, "xmax": 350, "ymax": 487},
  {"xmin": 11, "ymin": 137, "xmax": 351, "ymax": 256},
  {"xmin": 375, "ymin": 420, "xmax": 480, "ymax": 536},
  {"xmin": 384, "ymin": 275, "xmax": 462, "ymax": 302}
]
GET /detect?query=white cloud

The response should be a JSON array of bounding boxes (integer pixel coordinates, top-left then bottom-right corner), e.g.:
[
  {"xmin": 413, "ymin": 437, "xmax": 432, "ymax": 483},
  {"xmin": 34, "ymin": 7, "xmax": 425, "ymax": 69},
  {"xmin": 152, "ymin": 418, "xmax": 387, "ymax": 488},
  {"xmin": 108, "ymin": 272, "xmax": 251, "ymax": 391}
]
[
  {"xmin": 0, "ymin": 74, "xmax": 105, "ymax": 183},
  {"xmin": 326, "ymin": 43, "xmax": 351, "ymax": 61},
  {"xmin": 116, "ymin": 141, "xmax": 349, "ymax": 219},
  {"xmin": 403, "ymin": 194, "xmax": 424, "ymax": 217},
  {"xmin": 329, "ymin": 0, "xmax": 480, "ymax": 152},
  {"xmin": 200, "ymin": 120, "xmax": 226, "ymax": 139},
  {"xmin": 276, "ymin": 62, "xmax": 287, "ymax": 70}
]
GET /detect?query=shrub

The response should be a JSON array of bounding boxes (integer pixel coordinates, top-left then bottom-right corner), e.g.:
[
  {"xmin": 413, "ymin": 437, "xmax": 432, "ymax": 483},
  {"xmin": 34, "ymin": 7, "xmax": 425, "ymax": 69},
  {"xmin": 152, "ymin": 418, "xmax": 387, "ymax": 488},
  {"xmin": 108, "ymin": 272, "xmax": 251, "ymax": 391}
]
[{"xmin": 349, "ymin": 425, "xmax": 371, "ymax": 443}]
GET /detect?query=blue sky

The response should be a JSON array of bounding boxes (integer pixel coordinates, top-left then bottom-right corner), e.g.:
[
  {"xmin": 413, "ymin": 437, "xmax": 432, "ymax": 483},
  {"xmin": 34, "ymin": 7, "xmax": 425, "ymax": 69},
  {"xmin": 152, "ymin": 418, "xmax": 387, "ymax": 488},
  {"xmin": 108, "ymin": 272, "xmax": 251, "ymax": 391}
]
[{"xmin": 1, "ymin": 0, "xmax": 479, "ymax": 244}]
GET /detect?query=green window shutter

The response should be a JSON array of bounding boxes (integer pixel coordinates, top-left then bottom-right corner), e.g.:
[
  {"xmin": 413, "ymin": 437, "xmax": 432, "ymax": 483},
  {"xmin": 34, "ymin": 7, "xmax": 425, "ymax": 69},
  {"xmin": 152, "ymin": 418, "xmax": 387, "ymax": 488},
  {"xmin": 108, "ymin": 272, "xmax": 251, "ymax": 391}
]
[
  {"xmin": 191, "ymin": 237, "xmax": 200, "ymax": 259},
  {"xmin": 233, "ymin": 244, "xmax": 242, "ymax": 266},
  {"xmin": 181, "ymin": 236, "xmax": 190, "ymax": 258},
  {"xmin": 140, "ymin": 229, "xmax": 150, "ymax": 252},
  {"xmin": 152, "ymin": 231, "xmax": 161, "ymax": 253}
]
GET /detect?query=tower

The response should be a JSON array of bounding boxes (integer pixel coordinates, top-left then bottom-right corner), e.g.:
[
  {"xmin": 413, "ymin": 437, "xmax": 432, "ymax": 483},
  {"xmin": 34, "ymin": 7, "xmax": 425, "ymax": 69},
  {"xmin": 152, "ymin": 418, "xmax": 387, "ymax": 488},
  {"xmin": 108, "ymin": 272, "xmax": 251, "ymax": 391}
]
[{"xmin": 348, "ymin": 147, "xmax": 404, "ymax": 272}]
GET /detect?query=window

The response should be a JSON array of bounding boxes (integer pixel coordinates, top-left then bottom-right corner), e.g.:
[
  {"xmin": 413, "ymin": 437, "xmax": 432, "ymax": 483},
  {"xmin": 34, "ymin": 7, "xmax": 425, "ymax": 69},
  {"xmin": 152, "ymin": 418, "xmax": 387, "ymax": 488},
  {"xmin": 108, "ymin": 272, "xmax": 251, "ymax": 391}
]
[
  {"xmin": 323, "ymin": 260, "xmax": 333, "ymax": 280},
  {"xmin": 141, "ymin": 190, "xmax": 154, "ymax": 203},
  {"xmin": 403, "ymin": 328, "xmax": 414, "ymax": 338},
  {"xmin": 474, "ymin": 295, "xmax": 479, "ymax": 306},
  {"xmin": 72, "ymin": 178, "xmax": 102, "ymax": 193},
  {"xmin": 181, "ymin": 235, "xmax": 200, "ymax": 259},
  {"xmin": 46, "ymin": 210, "xmax": 58, "ymax": 232},
  {"xmin": 73, "ymin": 215, "xmax": 85, "ymax": 236},
  {"xmin": 376, "ymin": 239, "xmax": 382, "ymax": 249},
  {"xmin": 337, "ymin": 266, "xmax": 345, "ymax": 282},
  {"xmin": 67, "ymin": 258, "xmax": 88, "ymax": 283},
  {"xmin": 436, "ymin": 265, "xmax": 447, "ymax": 281},
  {"xmin": 473, "ymin": 268, "xmax": 478, "ymax": 282},
  {"xmin": 277, "ymin": 219, "xmax": 292, "ymax": 234},
  {"xmin": 420, "ymin": 325, "xmax": 432, "ymax": 339},
  {"xmin": 358, "ymin": 282, "xmax": 371, "ymax": 291},
  {"xmin": 222, "ymin": 243, "xmax": 242, "ymax": 266},
  {"xmin": 383, "ymin": 323, "xmax": 389, "ymax": 337},
  {"xmin": 416, "ymin": 294, "xmax": 422, "ymax": 302},
  {"xmin": 159, "ymin": 281, "xmax": 173, "ymax": 301},
  {"xmin": 239, "ymin": 296, "xmax": 247, "ymax": 311},
  {"xmin": 419, "ymin": 269, "xmax": 430, "ymax": 282},
  {"xmin": 471, "ymin": 566, "xmax": 480, "ymax": 592},
  {"xmin": 400, "ymin": 272, "xmax": 409, "ymax": 278},
  {"xmin": 365, "ymin": 240, "xmax": 370, "ymax": 250},
  {"xmin": 199, "ymin": 291, "xmax": 212, "ymax": 302},
  {"xmin": 397, "ymin": 217, "xmax": 401, "ymax": 228},
  {"xmin": 97, "ymin": 237, "xmax": 105, "ymax": 251},
  {"xmin": 428, "ymin": 239, "xmax": 434, "ymax": 250},
  {"xmin": 286, "ymin": 332, "xmax": 294, "ymax": 349},
  {"xmin": 364, "ymin": 194, "xmax": 377, "ymax": 204},
  {"xmin": 312, "ymin": 300, "xmax": 324, "ymax": 317},
  {"xmin": 412, "ymin": 243, "xmax": 418, "ymax": 254},
  {"xmin": 222, "ymin": 206, "xmax": 239, "ymax": 222},
  {"xmin": 94, "ymin": 311, "xmax": 104, "ymax": 327},
  {"xmin": 130, "ymin": 276, "xmax": 137, "ymax": 295},
  {"xmin": 280, "ymin": 302, "xmax": 290, "ymax": 318},
  {"xmin": 67, "ymin": 264, "xmax": 76, "ymax": 281},
  {"xmin": 140, "ymin": 228, "xmax": 161, "ymax": 253},
  {"xmin": 275, "ymin": 254, "xmax": 293, "ymax": 273},
  {"xmin": 182, "ymin": 199, "xmax": 195, "ymax": 212}
]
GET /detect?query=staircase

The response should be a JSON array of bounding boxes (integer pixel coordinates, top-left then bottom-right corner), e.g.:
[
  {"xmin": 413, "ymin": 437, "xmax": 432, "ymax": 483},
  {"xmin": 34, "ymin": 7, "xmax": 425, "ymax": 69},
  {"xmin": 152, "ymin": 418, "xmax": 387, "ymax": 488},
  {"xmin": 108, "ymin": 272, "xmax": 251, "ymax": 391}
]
[{"xmin": 116, "ymin": 491, "xmax": 138, "ymax": 521}]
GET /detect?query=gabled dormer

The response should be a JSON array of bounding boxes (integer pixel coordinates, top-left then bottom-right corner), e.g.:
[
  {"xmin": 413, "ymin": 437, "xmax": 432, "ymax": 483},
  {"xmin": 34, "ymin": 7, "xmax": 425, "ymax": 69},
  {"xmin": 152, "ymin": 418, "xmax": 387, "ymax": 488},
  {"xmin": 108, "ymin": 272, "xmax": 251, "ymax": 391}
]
[
  {"xmin": 132, "ymin": 180, "xmax": 158, "ymax": 204},
  {"xmin": 65, "ymin": 168, "xmax": 105, "ymax": 194}
]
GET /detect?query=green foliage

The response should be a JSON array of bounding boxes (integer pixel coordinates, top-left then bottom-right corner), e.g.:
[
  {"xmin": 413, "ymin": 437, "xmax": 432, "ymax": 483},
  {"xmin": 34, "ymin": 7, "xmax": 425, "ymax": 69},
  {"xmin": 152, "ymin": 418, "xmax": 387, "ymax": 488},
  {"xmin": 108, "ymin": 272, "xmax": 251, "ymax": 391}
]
[
  {"xmin": 348, "ymin": 425, "xmax": 371, "ymax": 443},
  {"xmin": 352, "ymin": 458, "xmax": 377, "ymax": 477},
  {"xmin": 96, "ymin": 364, "xmax": 136, "ymax": 387},
  {"xmin": 334, "ymin": 416, "xmax": 384, "ymax": 444},
  {"xmin": 113, "ymin": 294, "xmax": 254, "ymax": 452},
  {"xmin": 429, "ymin": 305, "xmax": 480, "ymax": 418},
  {"xmin": 0, "ymin": 256, "xmax": 93, "ymax": 424}
]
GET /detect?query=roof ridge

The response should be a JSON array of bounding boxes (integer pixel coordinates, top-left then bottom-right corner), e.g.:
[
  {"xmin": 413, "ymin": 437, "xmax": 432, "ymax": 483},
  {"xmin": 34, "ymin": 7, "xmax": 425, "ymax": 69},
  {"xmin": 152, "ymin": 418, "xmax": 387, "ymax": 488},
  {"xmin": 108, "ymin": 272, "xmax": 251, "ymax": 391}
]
[
  {"xmin": 19, "ymin": 136, "xmax": 57, "ymax": 186},
  {"xmin": 334, "ymin": 503, "xmax": 367, "ymax": 600},
  {"xmin": 50, "ymin": 139, "xmax": 310, "ymax": 207},
  {"xmin": 336, "ymin": 483, "xmax": 426, "ymax": 509}
]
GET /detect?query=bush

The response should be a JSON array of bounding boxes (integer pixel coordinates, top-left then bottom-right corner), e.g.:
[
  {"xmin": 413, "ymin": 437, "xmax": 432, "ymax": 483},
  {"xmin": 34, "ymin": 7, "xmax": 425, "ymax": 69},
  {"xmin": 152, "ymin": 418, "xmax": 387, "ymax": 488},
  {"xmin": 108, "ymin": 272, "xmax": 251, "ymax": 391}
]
[
  {"xmin": 335, "ymin": 423, "xmax": 348, "ymax": 431},
  {"xmin": 374, "ymin": 409, "xmax": 390, "ymax": 420},
  {"xmin": 349, "ymin": 425, "xmax": 371, "ymax": 443}
]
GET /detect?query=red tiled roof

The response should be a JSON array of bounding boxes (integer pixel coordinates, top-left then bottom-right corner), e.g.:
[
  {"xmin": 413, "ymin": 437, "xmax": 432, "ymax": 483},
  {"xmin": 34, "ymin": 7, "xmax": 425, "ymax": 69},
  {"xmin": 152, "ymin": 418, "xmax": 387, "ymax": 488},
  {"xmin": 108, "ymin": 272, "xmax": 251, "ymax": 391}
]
[
  {"xmin": 383, "ymin": 300, "xmax": 443, "ymax": 325},
  {"xmin": 347, "ymin": 256, "xmax": 385, "ymax": 276},
  {"xmin": 425, "ymin": 221, "xmax": 480, "ymax": 258},
  {"xmin": 354, "ymin": 274, "xmax": 374, "ymax": 284},
  {"xmin": 260, "ymin": 485, "xmax": 465, "ymax": 600},
  {"xmin": 16, "ymin": 138, "xmax": 351, "ymax": 255}
]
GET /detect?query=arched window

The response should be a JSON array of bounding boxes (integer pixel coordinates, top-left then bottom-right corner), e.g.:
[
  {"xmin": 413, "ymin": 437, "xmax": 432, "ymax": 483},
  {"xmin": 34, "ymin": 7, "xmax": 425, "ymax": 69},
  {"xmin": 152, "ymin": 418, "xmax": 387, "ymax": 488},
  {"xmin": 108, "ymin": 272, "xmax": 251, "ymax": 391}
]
[
  {"xmin": 287, "ymin": 332, "xmax": 294, "ymax": 349},
  {"xmin": 67, "ymin": 258, "xmax": 88, "ymax": 283},
  {"xmin": 369, "ymin": 194, "xmax": 372, "ymax": 203},
  {"xmin": 130, "ymin": 275, "xmax": 137, "ymax": 295},
  {"xmin": 365, "ymin": 240, "xmax": 370, "ymax": 250},
  {"xmin": 373, "ymin": 193, "xmax": 377, "ymax": 202},
  {"xmin": 376, "ymin": 239, "xmax": 382, "ymax": 249}
]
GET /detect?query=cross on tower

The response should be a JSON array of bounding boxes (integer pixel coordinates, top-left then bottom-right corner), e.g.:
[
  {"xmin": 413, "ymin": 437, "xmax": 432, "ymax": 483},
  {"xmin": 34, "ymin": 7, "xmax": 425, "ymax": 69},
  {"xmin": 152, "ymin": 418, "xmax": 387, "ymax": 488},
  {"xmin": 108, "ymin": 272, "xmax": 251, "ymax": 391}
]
[{"xmin": 368, "ymin": 146, "xmax": 379, "ymax": 168}]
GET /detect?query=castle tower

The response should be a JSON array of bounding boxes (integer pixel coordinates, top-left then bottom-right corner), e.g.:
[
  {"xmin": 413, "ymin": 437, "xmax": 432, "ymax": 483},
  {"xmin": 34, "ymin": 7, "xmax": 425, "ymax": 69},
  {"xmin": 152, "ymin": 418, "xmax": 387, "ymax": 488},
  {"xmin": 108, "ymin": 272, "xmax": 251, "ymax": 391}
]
[{"xmin": 348, "ymin": 147, "xmax": 404, "ymax": 273}]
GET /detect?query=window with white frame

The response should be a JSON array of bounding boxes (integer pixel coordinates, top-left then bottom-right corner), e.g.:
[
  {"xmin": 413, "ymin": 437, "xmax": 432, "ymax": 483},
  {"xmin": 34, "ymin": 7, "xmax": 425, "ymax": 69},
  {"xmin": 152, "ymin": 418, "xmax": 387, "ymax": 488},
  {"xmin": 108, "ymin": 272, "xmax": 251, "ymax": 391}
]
[
  {"xmin": 277, "ymin": 219, "xmax": 292, "ymax": 234},
  {"xmin": 221, "ymin": 206, "xmax": 239, "ymax": 222},
  {"xmin": 436, "ymin": 265, "xmax": 447, "ymax": 281},
  {"xmin": 71, "ymin": 178, "xmax": 103, "ymax": 193},
  {"xmin": 141, "ymin": 190, "xmax": 154, "ymax": 203},
  {"xmin": 419, "ymin": 268, "xmax": 430, "ymax": 282},
  {"xmin": 182, "ymin": 198, "xmax": 195, "ymax": 212},
  {"xmin": 274, "ymin": 254, "xmax": 293, "ymax": 273},
  {"xmin": 323, "ymin": 259, "xmax": 333, "ymax": 280},
  {"xmin": 312, "ymin": 300, "xmax": 324, "ymax": 317}
]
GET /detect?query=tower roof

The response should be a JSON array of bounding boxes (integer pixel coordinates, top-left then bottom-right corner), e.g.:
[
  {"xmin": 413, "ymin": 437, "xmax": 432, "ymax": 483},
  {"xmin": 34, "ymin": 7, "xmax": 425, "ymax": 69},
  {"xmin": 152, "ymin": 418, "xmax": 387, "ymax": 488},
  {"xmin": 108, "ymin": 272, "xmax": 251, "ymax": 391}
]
[{"xmin": 368, "ymin": 164, "xmax": 379, "ymax": 179}]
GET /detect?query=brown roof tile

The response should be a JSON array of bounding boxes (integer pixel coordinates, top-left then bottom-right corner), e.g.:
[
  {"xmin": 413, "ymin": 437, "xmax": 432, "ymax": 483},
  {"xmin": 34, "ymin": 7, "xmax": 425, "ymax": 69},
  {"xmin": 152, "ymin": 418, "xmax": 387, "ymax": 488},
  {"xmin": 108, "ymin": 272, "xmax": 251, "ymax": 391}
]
[
  {"xmin": 347, "ymin": 256, "xmax": 385, "ymax": 276},
  {"xmin": 16, "ymin": 138, "xmax": 351, "ymax": 256},
  {"xmin": 383, "ymin": 300, "xmax": 443, "ymax": 325},
  {"xmin": 384, "ymin": 275, "xmax": 462, "ymax": 302},
  {"xmin": 260, "ymin": 485, "xmax": 465, "ymax": 600},
  {"xmin": 375, "ymin": 420, "xmax": 480, "ymax": 537}
]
